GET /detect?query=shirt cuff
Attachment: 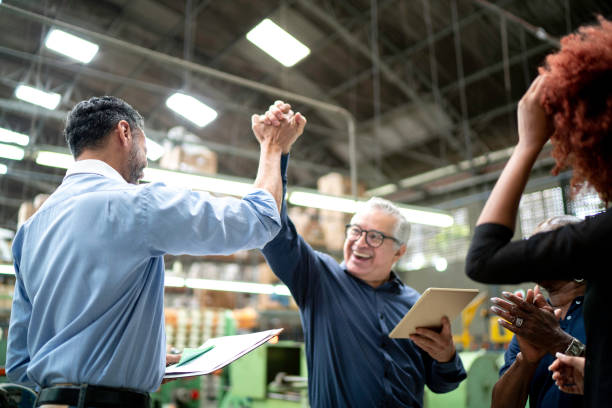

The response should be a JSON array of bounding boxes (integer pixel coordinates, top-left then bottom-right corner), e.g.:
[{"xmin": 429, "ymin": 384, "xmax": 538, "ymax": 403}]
[{"xmin": 433, "ymin": 352, "xmax": 464, "ymax": 373}]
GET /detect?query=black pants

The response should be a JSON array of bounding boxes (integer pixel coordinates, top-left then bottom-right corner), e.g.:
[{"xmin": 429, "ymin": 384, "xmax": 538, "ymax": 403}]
[{"xmin": 36, "ymin": 384, "xmax": 150, "ymax": 408}]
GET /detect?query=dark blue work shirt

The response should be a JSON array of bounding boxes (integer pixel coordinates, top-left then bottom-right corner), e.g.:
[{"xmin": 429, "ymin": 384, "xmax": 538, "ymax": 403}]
[
  {"xmin": 262, "ymin": 155, "xmax": 466, "ymax": 407},
  {"xmin": 499, "ymin": 296, "xmax": 585, "ymax": 408}
]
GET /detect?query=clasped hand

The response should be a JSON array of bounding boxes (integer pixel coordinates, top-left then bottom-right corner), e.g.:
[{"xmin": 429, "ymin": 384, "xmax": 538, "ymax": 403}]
[{"xmin": 251, "ymin": 100, "xmax": 306, "ymax": 154}]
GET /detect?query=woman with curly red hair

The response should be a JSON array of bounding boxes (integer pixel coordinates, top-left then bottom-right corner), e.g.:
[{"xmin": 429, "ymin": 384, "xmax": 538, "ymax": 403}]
[{"xmin": 465, "ymin": 16, "xmax": 612, "ymax": 407}]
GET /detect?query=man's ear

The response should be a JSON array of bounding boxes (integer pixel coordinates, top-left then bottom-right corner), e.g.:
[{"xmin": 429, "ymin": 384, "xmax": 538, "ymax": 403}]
[
  {"xmin": 394, "ymin": 243, "xmax": 407, "ymax": 261},
  {"xmin": 116, "ymin": 120, "xmax": 132, "ymax": 147}
]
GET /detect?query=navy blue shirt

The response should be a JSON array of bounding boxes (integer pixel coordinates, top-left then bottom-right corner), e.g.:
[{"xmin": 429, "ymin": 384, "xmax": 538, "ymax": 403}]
[
  {"xmin": 262, "ymin": 155, "xmax": 466, "ymax": 407},
  {"xmin": 499, "ymin": 297, "xmax": 585, "ymax": 408}
]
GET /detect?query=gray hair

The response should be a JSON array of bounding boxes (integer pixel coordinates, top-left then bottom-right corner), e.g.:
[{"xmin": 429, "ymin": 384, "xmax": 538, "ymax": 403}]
[
  {"xmin": 533, "ymin": 214, "xmax": 583, "ymax": 235},
  {"xmin": 350, "ymin": 197, "xmax": 410, "ymax": 246}
]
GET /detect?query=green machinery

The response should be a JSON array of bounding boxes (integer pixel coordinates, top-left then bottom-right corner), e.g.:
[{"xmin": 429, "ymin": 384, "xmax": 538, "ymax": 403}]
[
  {"xmin": 424, "ymin": 350, "xmax": 502, "ymax": 408},
  {"xmin": 220, "ymin": 340, "xmax": 308, "ymax": 408}
]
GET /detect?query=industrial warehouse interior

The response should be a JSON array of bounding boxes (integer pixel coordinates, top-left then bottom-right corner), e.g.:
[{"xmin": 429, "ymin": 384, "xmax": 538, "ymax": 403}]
[{"xmin": 0, "ymin": 0, "xmax": 610, "ymax": 407}]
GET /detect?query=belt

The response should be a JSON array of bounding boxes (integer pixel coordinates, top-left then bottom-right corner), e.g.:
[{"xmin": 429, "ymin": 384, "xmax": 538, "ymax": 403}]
[{"xmin": 36, "ymin": 384, "xmax": 149, "ymax": 408}]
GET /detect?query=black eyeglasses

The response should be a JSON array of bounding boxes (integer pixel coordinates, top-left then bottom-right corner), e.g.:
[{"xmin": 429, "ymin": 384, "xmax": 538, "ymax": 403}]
[{"xmin": 345, "ymin": 224, "xmax": 402, "ymax": 248}]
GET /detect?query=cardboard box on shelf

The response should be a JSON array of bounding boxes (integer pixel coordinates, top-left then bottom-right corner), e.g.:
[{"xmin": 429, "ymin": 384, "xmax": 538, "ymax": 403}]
[
  {"xmin": 258, "ymin": 262, "xmax": 279, "ymax": 284},
  {"xmin": 160, "ymin": 144, "xmax": 218, "ymax": 175},
  {"xmin": 33, "ymin": 194, "xmax": 49, "ymax": 211},
  {"xmin": 319, "ymin": 210, "xmax": 348, "ymax": 251},
  {"xmin": 17, "ymin": 194, "xmax": 50, "ymax": 228},
  {"xmin": 287, "ymin": 207, "xmax": 325, "ymax": 248},
  {"xmin": 197, "ymin": 289, "xmax": 237, "ymax": 310},
  {"xmin": 316, "ymin": 172, "xmax": 363, "ymax": 251},
  {"xmin": 317, "ymin": 172, "xmax": 365, "ymax": 197},
  {"xmin": 17, "ymin": 202, "xmax": 34, "ymax": 228}
]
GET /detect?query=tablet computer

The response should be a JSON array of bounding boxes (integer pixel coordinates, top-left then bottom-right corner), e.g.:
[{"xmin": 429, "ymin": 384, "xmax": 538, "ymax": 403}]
[{"xmin": 389, "ymin": 287, "xmax": 479, "ymax": 338}]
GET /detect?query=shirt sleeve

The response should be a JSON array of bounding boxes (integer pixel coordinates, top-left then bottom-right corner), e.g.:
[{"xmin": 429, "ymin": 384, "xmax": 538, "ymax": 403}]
[
  {"xmin": 142, "ymin": 183, "xmax": 282, "ymax": 256},
  {"xmin": 499, "ymin": 336, "xmax": 520, "ymax": 376},
  {"xmin": 465, "ymin": 209, "xmax": 611, "ymax": 284},
  {"xmin": 6, "ymin": 257, "xmax": 36, "ymax": 388},
  {"xmin": 423, "ymin": 351, "xmax": 467, "ymax": 393},
  {"xmin": 261, "ymin": 154, "xmax": 322, "ymax": 307}
]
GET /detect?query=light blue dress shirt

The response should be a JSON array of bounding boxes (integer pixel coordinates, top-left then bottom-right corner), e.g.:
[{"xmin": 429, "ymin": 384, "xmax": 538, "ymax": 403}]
[{"xmin": 7, "ymin": 159, "xmax": 281, "ymax": 392}]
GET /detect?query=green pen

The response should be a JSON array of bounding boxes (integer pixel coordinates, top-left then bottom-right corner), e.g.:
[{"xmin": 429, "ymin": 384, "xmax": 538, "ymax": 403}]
[{"xmin": 175, "ymin": 344, "xmax": 215, "ymax": 367}]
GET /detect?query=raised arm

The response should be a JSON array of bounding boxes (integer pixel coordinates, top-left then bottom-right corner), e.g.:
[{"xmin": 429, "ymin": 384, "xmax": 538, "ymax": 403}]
[
  {"xmin": 251, "ymin": 101, "xmax": 306, "ymax": 211},
  {"xmin": 476, "ymin": 74, "xmax": 551, "ymax": 229}
]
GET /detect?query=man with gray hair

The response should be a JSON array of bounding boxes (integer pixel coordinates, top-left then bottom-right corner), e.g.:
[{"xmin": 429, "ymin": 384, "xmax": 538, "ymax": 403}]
[{"xmin": 260, "ymin": 103, "xmax": 466, "ymax": 407}]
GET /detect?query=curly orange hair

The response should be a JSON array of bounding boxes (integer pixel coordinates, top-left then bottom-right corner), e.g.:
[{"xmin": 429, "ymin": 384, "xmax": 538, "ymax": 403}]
[{"xmin": 539, "ymin": 16, "xmax": 612, "ymax": 202}]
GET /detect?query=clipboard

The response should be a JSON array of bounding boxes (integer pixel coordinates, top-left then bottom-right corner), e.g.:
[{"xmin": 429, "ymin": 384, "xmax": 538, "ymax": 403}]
[
  {"xmin": 164, "ymin": 328, "xmax": 283, "ymax": 379},
  {"xmin": 389, "ymin": 287, "xmax": 479, "ymax": 338}
]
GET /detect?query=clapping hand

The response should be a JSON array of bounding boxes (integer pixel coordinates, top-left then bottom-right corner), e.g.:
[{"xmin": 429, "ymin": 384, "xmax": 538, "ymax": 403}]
[{"xmin": 490, "ymin": 286, "xmax": 567, "ymax": 363}]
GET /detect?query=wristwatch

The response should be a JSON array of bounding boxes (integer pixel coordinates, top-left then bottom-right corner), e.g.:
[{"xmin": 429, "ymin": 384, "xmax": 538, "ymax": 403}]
[{"xmin": 564, "ymin": 337, "xmax": 586, "ymax": 357}]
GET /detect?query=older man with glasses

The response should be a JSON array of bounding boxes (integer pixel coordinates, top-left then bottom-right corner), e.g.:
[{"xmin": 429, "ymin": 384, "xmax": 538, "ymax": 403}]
[{"xmin": 259, "ymin": 102, "xmax": 466, "ymax": 408}]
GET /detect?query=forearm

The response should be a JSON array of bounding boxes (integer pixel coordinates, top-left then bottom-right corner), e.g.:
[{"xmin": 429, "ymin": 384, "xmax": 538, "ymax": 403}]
[
  {"xmin": 253, "ymin": 143, "xmax": 283, "ymax": 211},
  {"xmin": 492, "ymin": 354, "xmax": 538, "ymax": 408},
  {"xmin": 548, "ymin": 331, "xmax": 576, "ymax": 356},
  {"xmin": 477, "ymin": 143, "xmax": 542, "ymax": 228}
]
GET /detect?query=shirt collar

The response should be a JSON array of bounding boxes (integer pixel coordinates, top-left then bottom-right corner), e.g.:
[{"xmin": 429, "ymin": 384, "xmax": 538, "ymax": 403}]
[{"xmin": 64, "ymin": 159, "xmax": 127, "ymax": 184}]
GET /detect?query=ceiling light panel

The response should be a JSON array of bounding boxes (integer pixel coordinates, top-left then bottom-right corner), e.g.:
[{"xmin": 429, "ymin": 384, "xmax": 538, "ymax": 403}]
[
  {"xmin": 0, "ymin": 128, "xmax": 29, "ymax": 146},
  {"xmin": 246, "ymin": 18, "xmax": 311, "ymax": 67},
  {"xmin": 166, "ymin": 93, "xmax": 217, "ymax": 128},
  {"xmin": 15, "ymin": 85, "xmax": 61, "ymax": 110},
  {"xmin": 0, "ymin": 143, "xmax": 25, "ymax": 160},
  {"xmin": 44, "ymin": 29, "xmax": 99, "ymax": 63}
]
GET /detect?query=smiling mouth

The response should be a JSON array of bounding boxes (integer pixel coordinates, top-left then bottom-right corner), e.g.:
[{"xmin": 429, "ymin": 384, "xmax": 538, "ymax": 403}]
[{"xmin": 353, "ymin": 251, "xmax": 372, "ymax": 260}]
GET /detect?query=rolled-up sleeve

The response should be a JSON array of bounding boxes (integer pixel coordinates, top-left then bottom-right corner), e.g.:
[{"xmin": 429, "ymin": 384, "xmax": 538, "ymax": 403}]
[{"xmin": 143, "ymin": 183, "xmax": 281, "ymax": 256}]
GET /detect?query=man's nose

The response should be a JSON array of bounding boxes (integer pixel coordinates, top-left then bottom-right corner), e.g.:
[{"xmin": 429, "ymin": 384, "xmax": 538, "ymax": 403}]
[{"xmin": 355, "ymin": 231, "xmax": 368, "ymax": 246}]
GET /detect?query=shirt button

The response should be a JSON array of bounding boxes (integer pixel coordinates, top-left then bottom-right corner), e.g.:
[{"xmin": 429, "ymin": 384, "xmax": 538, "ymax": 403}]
[
  {"xmin": 567, "ymin": 315, "xmax": 572, "ymax": 320},
  {"xmin": 576, "ymin": 300, "xmax": 581, "ymax": 304},
  {"xmin": 379, "ymin": 314, "xmax": 384, "ymax": 320}
]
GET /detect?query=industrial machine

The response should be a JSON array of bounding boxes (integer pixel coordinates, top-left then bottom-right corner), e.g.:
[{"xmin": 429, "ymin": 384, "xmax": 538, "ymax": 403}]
[
  {"xmin": 220, "ymin": 340, "xmax": 307, "ymax": 408},
  {"xmin": 424, "ymin": 350, "xmax": 502, "ymax": 408}
]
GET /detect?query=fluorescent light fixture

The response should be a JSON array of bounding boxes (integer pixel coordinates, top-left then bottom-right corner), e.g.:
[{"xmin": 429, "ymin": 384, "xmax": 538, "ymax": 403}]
[
  {"xmin": 143, "ymin": 167, "xmax": 253, "ymax": 197},
  {"xmin": 0, "ymin": 264, "xmax": 15, "ymax": 276},
  {"xmin": 288, "ymin": 191, "xmax": 454, "ymax": 228},
  {"xmin": 0, "ymin": 128, "xmax": 29, "ymax": 146},
  {"xmin": 145, "ymin": 137, "xmax": 165, "ymax": 161},
  {"xmin": 246, "ymin": 18, "xmax": 311, "ymax": 67},
  {"xmin": 289, "ymin": 191, "xmax": 362, "ymax": 213},
  {"xmin": 45, "ymin": 29, "xmax": 99, "ymax": 63},
  {"xmin": 165, "ymin": 275, "xmax": 186, "ymax": 288},
  {"xmin": 15, "ymin": 85, "xmax": 61, "ymax": 110},
  {"xmin": 34, "ymin": 150, "xmax": 453, "ymax": 228},
  {"xmin": 0, "ymin": 164, "xmax": 7, "ymax": 175},
  {"xmin": 166, "ymin": 93, "xmax": 217, "ymax": 128},
  {"xmin": 366, "ymin": 183, "xmax": 397, "ymax": 197},
  {"xmin": 0, "ymin": 143, "xmax": 25, "ymax": 160},
  {"xmin": 184, "ymin": 278, "xmax": 290, "ymax": 296},
  {"xmin": 36, "ymin": 151, "xmax": 74, "ymax": 169},
  {"xmin": 398, "ymin": 207, "xmax": 454, "ymax": 228}
]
